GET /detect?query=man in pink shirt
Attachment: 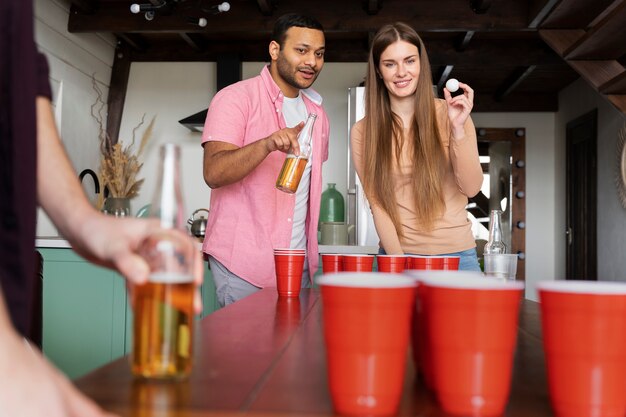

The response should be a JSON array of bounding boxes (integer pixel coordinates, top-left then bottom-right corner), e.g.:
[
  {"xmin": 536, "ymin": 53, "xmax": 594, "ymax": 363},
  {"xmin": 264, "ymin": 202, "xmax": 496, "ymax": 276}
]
[{"xmin": 201, "ymin": 14, "xmax": 330, "ymax": 306}]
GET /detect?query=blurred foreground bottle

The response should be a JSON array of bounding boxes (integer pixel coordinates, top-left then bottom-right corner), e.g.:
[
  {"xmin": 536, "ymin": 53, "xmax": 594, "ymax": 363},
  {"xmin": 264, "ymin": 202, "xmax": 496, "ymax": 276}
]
[
  {"xmin": 484, "ymin": 209, "xmax": 507, "ymax": 255},
  {"xmin": 132, "ymin": 143, "xmax": 195, "ymax": 379},
  {"xmin": 319, "ymin": 183, "xmax": 345, "ymax": 224},
  {"xmin": 276, "ymin": 113, "xmax": 316, "ymax": 193}
]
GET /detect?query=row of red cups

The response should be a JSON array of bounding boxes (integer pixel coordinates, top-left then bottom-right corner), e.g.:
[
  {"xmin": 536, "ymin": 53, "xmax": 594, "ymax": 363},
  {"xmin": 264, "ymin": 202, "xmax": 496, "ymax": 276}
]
[
  {"xmin": 319, "ymin": 271, "xmax": 626, "ymax": 417},
  {"xmin": 321, "ymin": 254, "xmax": 460, "ymax": 274}
]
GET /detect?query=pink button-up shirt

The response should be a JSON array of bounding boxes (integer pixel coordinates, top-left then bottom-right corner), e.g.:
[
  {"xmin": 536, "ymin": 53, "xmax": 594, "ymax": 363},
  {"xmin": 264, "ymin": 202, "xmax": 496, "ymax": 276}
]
[{"xmin": 201, "ymin": 66, "xmax": 330, "ymax": 288}]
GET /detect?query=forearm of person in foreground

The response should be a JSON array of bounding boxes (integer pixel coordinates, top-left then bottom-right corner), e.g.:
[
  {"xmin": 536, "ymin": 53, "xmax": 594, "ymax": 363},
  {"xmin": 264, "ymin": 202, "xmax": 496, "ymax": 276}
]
[{"xmin": 0, "ymin": 289, "xmax": 117, "ymax": 417}]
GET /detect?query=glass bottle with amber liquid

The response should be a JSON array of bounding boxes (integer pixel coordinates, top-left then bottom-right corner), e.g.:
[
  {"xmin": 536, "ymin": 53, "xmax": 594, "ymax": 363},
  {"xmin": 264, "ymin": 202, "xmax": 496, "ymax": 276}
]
[
  {"xmin": 276, "ymin": 113, "xmax": 316, "ymax": 193},
  {"xmin": 132, "ymin": 143, "xmax": 195, "ymax": 379}
]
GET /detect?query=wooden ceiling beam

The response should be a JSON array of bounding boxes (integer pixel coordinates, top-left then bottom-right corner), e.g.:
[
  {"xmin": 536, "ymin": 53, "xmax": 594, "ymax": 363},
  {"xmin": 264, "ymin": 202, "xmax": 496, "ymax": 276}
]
[
  {"xmin": 179, "ymin": 33, "xmax": 207, "ymax": 52},
  {"xmin": 455, "ymin": 31, "xmax": 474, "ymax": 51},
  {"xmin": 608, "ymin": 95, "xmax": 626, "ymax": 114},
  {"xmin": 68, "ymin": 0, "xmax": 529, "ymax": 33},
  {"xmin": 124, "ymin": 38, "xmax": 563, "ymax": 66},
  {"xmin": 539, "ymin": 29, "xmax": 585, "ymax": 55},
  {"xmin": 256, "ymin": 0, "xmax": 273, "ymax": 16},
  {"xmin": 70, "ymin": 0, "xmax": 98, "ymax": 14},
  {"xmin": 600, "ymin": 69, "xmax": 626, "ymax": 94},
  {"xmin": 106, "ymin": 41, "xmax": 132, "ymax": 146},
  {"xmin": 564, "ymin": 2, "xmax": 626, "ymax": 59},
  {"xmin": 495, "ymin": 66, "xmax": 537, "ymax": 101},
  {"xmin": 470, "ymin": 0, "xmax": 492, "ymax": 14},
  {"xmin": 528, "ymin": 0, "xmax": 560, "ymax": 29},
  {"xmin": 539, "ymin": 0, "xmax": 617, "ymax": 28},
  {"xmin": 367, "ymin": 0, "xmax": 381, "ymax": 15},
  {"xmin": 116, "ymin": 33, "xmax": 148, "ymax": 52},
  {"xmin": 568, "ymin": 60, "xmax": 624, "ymax": 90}
]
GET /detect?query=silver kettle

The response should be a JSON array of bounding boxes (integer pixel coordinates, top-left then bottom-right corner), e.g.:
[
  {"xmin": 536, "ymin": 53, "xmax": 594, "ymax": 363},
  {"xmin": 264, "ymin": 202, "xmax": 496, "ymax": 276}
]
[{"xmin": 188, "ymin": 208, "xmax": 209, "ymax": 241}]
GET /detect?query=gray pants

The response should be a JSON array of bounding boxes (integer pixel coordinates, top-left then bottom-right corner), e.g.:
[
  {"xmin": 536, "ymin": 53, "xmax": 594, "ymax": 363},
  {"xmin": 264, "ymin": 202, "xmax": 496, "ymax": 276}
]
[{"xmin": 208, "ymin": 256, "xmax": 311, "ymax": 308}]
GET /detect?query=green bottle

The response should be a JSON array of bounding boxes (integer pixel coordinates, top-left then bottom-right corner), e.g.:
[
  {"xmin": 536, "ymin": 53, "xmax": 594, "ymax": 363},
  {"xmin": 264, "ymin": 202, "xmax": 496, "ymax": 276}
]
[{"xmin": 319, "ymin": 183, "xmax": 345, "ymax": 225}]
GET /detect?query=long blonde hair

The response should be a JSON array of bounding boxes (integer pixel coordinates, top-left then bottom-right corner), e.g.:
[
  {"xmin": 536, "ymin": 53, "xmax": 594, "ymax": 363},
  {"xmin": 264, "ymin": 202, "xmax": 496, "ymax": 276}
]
[{"xmin": 362, "ymin": 22, "xmax": 446, "ymax": 234}]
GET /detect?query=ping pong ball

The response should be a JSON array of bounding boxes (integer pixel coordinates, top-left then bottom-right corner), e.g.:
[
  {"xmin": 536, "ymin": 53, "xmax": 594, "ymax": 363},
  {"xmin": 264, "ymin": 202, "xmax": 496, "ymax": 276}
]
[{"xmin": 446, "ymin": 78, "xmax": 459, "ymax": 93}]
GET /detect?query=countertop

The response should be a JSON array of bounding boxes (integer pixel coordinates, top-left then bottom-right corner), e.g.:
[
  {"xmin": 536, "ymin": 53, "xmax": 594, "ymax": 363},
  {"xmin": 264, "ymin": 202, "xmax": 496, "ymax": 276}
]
[
  {"xmin": 35, "ymin": 238, "xmax": 72, "ymax": 248},
  {"xmin": 35, "ymin": 239, "xmax": 378, "ymax": 255},
  {"xmin": 36, "ymin": 237, "xmax": 205, "ymax": 252}
]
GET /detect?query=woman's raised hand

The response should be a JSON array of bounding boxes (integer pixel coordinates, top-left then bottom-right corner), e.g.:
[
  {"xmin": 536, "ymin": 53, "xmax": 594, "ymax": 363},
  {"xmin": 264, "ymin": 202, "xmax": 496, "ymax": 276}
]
[{"xmin": 443, "ymin": 82, "xmax": 474, "ymax": 140}]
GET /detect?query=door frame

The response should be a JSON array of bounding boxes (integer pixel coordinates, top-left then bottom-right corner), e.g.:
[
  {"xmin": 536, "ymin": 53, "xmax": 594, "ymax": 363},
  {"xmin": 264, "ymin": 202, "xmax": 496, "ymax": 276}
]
[{"xmin": 565, "ymin": 109, "xmax": 597, "ymax": 280}]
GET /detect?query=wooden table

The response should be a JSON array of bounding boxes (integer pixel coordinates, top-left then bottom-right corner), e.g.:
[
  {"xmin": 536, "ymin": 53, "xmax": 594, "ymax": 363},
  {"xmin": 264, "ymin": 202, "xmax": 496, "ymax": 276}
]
[{"xmin": 76, "ymin": 289, "xmax": 553, "ymax": 416}]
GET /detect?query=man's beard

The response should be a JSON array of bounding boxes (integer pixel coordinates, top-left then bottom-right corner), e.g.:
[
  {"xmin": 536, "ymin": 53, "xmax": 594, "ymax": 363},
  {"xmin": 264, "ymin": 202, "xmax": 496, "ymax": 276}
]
[{"xmin": 276, "ymin": 54, "xmax": 317, "ymax": 90}]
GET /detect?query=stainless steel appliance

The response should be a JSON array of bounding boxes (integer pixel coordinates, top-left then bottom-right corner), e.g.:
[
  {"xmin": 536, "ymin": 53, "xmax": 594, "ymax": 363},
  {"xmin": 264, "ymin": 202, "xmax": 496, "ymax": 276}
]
[{"xmin": 347, "ymin": 87, "xmax": 379, "ymax": 247}]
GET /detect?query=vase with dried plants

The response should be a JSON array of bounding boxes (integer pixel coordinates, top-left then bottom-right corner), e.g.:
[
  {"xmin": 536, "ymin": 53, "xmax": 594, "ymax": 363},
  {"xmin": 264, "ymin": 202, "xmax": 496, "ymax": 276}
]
[{"xmin": 90, "ymin": 76, "xmax": 155, "ymax": 215}]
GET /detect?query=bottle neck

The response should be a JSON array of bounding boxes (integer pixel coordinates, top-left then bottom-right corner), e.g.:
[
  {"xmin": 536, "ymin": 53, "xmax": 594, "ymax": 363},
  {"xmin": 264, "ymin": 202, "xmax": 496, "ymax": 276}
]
[
  {"xmin": 488, "ymin": 211, "xmax": 503, "ymax": 242},
  {"xmin": 152, "ymin": 144, "xmax": 185, "ymax": 230},
  {"xmin": 297, "ymin": 114, "xmax": 317, "ymax": 156}
]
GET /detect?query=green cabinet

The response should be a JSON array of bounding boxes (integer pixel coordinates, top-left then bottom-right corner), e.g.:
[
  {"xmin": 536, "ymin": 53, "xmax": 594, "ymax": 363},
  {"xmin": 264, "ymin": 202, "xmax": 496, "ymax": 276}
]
[{"xmin": 40, "ymin": 248, "xmax": 218, "ymax": 379}]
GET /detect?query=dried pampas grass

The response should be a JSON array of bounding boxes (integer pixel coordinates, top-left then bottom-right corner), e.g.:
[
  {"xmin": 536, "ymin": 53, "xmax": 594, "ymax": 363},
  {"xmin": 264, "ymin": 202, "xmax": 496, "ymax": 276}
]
[
  {"xmin": 91, "ymin": 74, "xmax": 155, "ymax": 203},
  {"xmin": 97, "ymin": 115, "xmax": 154, "ymax": 199}
]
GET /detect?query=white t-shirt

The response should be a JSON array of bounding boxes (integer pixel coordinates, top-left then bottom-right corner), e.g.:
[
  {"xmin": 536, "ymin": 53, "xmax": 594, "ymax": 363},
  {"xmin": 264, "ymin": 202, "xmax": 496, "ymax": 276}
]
[{"xmin": 282, "ymin": 94, "xmax": 311, "ymax": 249}]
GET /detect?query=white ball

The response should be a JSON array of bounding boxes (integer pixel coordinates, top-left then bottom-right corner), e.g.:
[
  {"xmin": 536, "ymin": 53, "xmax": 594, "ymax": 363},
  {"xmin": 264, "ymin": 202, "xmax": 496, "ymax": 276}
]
[{"xmin": 445, "ymin": 78, "xmax": 459, "ymax": 93}]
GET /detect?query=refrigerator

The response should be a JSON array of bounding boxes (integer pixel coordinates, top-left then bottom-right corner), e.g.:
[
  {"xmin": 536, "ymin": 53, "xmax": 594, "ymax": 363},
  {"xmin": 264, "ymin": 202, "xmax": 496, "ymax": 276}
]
[{"xmin": 347, "ymin": 87, "xmax": 380, "ymax": 247}]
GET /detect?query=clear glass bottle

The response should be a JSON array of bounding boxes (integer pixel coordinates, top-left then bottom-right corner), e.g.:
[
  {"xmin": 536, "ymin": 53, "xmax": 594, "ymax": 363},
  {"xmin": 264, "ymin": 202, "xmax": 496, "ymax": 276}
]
[
  {"xmin": 484, "ymin": 209, "xmax": 507, "ymax": 255},
  {"xmin": 276, "ymin": 113, "xmax": 317, "ymax": 194},
  {"xmin": 131, "ymin": 143, "xmax": 195, "ymax": 379}
]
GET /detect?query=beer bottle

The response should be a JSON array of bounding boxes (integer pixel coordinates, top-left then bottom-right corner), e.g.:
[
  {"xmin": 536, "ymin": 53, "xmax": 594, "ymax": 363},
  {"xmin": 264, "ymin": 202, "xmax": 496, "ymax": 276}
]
[
  {"xmin": 484, "ymin": 209, "xmax": 507, "ymax": 255},
  {"xmin": 276, "ymin": 113, "xmax": 317, "ymax": 193},
  {"xmin": 132, "ymin": 143, "xmax": 195, "ymax": 379}
]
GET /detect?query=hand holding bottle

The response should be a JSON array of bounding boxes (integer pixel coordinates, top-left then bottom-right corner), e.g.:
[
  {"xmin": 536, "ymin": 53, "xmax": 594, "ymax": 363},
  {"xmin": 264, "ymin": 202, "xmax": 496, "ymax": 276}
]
[
  {"xmin": 265, "ymin": 122, "xmax": 304, "ymax": 155},
  {"xmin": 276, "ymin": 113, "xmax": 317, "ymax": 194}
]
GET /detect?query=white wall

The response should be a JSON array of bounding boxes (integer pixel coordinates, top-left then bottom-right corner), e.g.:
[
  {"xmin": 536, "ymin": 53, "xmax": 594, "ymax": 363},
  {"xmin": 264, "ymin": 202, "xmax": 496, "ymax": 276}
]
[
  {"xmin": 472, "ymin": 113, "xmax": 557, "ymax": 300},
  {"xmin": 556, "ymin": 79, "xmax": 626, "ymax": 283},
  {"xmin": 118, "ymin": 62, "xmax": 216, "ymax": 215},
  {"xmin": 34, "ymin": 0, "xmax": 116, "ymax": 237}
]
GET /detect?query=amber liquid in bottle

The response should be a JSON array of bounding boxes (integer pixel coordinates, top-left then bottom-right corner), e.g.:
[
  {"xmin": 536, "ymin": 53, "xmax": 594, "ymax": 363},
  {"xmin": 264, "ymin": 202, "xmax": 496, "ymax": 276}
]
[
  {"xmin": 275, "ymin": 113, "xmax": 316, "ymax": 194},
  {"xmin": 276, "ymin": 155, "xmax": 309, "ymax": 194}
]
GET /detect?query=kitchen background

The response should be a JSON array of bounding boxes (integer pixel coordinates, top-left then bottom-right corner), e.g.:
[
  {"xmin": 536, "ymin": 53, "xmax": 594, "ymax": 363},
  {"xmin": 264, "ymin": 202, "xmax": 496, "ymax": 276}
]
[{"xmin": 34, "ymin": 0, "xmax": 626, "ymax": 300}]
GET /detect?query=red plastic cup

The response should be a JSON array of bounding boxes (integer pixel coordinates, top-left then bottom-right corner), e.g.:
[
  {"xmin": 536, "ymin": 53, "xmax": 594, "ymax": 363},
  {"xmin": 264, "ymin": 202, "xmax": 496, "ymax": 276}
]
[
  {"xmin": 274, "ymin": 253, "xmax": 305, "ymax": 297},
  {"xmin": 407, "ymin": 255, "xmax": 445, "ymax": 270},
  {"xmin": 422, "ymin": 273, "xmax": 523, "ymax": 417},
  {"xmin": 342, "ymin": 254, "xmax": 375, "ymax": 272},
  {"xmin": 442, "ymin": 256, "xmax": 460, "ymax": 270},
  {"xmin": 376, "ymin": 255, "xmax": 406, "ymax": 273},
  {"xmin": 404, "ymin": 270, "xmax": 483, "ymax": 392},
  {"xmin": 321, "ymin": 254, "xmax": 343, "ymax": 274},
  {"xmin": 318, "ymin": 273, "xmax": 417, "ymax": 417},
  {"xmin": 538, "ymin": 281, "xmax": 626, "ymax": 417}
]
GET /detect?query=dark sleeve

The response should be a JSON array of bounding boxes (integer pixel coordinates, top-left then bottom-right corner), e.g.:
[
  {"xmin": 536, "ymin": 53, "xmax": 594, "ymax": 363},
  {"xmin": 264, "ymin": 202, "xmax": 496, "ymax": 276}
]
[{"xmin": 36, "ymin": 52, "xmax": 52, "ymax": 100}]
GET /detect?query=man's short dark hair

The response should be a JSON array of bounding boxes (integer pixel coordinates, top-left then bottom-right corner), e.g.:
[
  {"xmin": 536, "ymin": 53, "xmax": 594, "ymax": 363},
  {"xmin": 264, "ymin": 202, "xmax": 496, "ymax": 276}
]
[{"xmin": 271, "ymin": 13, "xmax": 324, "ymax": 46}]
